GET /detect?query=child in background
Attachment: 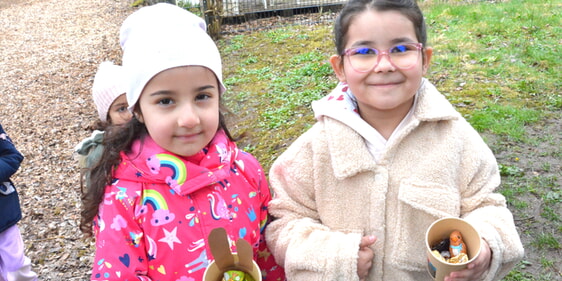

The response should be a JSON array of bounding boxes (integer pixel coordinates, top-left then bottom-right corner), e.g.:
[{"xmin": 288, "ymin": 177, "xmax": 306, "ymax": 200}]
[
  {"xmin": 0, "ymin": 124, "xmax": 38, "ymax": 281},
  {"xmin": 265, "ymin": 0, "xmax": 524, "ymax": 280},
  {"xmin": 91, "ymin": 61, "xmax": 131, "ymax": 128},
  {"xmin": 75, "ymin": 61, "xmax": 131, "ymax": 187},
  {"xmin": 79, "ymin": 4, "xmax": 284, "ymax": 281}
]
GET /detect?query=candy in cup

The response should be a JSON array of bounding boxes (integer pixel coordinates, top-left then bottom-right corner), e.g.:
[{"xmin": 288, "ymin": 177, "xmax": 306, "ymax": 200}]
[{"xmin": 425, "ymin": 217, "xmax": 481, "ymax": 281}]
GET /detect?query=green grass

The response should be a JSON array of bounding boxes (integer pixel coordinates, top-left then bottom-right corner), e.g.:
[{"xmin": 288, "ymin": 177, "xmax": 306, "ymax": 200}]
[
  {"xmin": 424, "ymin": 0, "xmax": 561, "ymax": 114},
  {"xmin": 219, "ymin": 0, "xmax": 561, "ymax": 170},
  {"xmin": 498, "ymin": 164, "xmax": 524, "ymax": 177},
  {"xmin": 468, "ymin": 103, "xmax": 541, "ymax": 142},
  {"xmin": 176, "ymin": 0, "xmax": 203, "ymax": 16},
  {"xmin": 218, "ymin": 24, "xmax": 337, "ymax": 161},
  {"xmin": 532, "ymin": 232, "xmax": 561, "ymax": 250}
]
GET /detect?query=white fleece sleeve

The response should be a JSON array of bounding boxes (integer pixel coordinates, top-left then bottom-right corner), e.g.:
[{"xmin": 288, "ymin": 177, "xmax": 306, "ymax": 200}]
[
  {"xmin": 460, "ymin": 125, "xmax": 524, "ymax": 280},
  {"xmin": 265, "ymin": 130, "xmax": 363, "ymax": 281}
]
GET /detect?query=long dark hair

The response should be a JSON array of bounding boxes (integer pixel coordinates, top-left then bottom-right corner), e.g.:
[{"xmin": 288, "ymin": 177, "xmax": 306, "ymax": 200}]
[
  {"xmin": 88, "ymin": 119, "xmax": 110, "ymax": 132},
  {"xmin": 79, "ymin": 105, "xmax": 234, "ymax": 236}
]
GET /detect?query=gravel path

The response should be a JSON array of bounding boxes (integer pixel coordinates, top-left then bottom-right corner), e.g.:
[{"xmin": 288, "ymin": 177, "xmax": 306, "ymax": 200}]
[{"xmin": 1, "ymin": 0, "xmax": 133, "ymax": 279}]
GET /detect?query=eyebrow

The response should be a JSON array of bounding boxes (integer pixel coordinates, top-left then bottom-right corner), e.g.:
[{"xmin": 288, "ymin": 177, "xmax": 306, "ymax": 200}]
[
  {"xmin": 197, "ymin": 85, "xmax": 217, "ymax": 92},
  {"xmin": 390, "ymin": 37, "xmax": 418, "ymax": 45},
  {"xmin": 350, "ymin": 40, "xmax": 375, "ymax": 48},
  {"xmin": 350, "ymin": 37, "xmax": 417, "ymax": 48},
  {"xmin": 148, "ymin": 90, "xmax": 171, "ymax": 97},
  {"xmin": 111, "ymin": 102, "xmax": 128, "ymax": 108},
  {"xmin": 148, "ymin": 85, "xmax": 217, "ymax": 97}
]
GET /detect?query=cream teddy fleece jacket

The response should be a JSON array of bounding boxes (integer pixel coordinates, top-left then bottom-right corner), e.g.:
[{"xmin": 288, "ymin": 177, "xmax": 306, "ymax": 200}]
[{"xmin": 266, "ymin": 79, "xmax": 524, "ymax": 281}]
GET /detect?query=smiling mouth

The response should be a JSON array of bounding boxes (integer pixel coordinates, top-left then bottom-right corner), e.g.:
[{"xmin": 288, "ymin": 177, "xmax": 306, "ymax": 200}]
[
  {"xmin": 175, "ymin": 133, "xmax": 200, "ymax": 140},
  {"xmin": 371, "ymin": 82, "xmax": 400, "ymax": 87}
]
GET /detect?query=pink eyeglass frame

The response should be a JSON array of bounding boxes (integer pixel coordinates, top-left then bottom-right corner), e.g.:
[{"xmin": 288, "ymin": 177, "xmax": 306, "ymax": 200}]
[{"xmin": 342, "ymin": 42, "xmax": 424, "ymax": 72}]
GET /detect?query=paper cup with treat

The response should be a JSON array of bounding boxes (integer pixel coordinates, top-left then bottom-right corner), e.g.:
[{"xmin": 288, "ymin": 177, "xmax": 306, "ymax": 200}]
[
  {"xmin": 425, "ymin": 217, "xmax": 481, "ymax": 281},
  {"xmin": 204, "ymin": 228, "xmax": 262, "ymax": 281}
]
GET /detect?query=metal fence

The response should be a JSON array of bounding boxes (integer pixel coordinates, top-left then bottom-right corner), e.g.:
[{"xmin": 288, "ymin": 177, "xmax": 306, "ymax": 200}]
[
  {"xmin": 173, "ymin": 0, "xmax": 342, "ymax": 37},
  {"xmin": 212, "ymin": 0, "xmax": 344, "ymax": 16},
  {"xmin": 158, "ymin": 0, "xmax": 502, "ymax": 37}
]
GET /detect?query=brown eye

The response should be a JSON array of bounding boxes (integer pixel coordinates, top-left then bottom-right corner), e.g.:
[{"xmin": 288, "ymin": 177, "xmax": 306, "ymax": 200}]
[{"xmin": 158, "ymin": 98, "xmax": 173, "ymax": 105}]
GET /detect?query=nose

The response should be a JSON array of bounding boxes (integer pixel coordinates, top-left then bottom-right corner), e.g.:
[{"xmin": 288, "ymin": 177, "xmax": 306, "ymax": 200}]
[
  {"xmin": 177, "ymin": 105, "xmax": 200, "ymax": 128},
  {"xmin": 122, "ymin": 111, "xmax": 133, "ymax": 119},
  {"xmin": 373, "ymin": 53, "xmax": 395, "ymax": 72}
]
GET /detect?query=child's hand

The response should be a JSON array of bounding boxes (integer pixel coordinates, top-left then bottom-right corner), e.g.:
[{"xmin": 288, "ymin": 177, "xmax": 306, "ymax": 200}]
[
  {"xmin": 357, "ymin": 235, "xmax": 376, "ymax": 281},
  {"xmin": 445, "ymin": 239, "xmax": 492, "ymax": 281}
]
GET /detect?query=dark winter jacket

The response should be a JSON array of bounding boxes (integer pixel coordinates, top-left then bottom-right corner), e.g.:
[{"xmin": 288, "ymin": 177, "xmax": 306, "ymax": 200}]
[{"xmin": 0, "ymin": 124, "xmax": 24, "ymax": 233}]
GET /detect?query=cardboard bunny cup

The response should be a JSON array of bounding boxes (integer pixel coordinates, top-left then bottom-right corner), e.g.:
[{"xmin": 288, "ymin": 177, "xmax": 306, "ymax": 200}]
[
  {"xmin": 203, "ymin": 227, "xmax": 262, "ymax": 281},
  {"xmin": 425, "ymin": 217, "xmax": 481, "ymax": 281}
]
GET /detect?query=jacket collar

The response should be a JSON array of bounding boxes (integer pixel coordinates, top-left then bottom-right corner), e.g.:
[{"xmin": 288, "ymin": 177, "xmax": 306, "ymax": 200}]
[
  {"xmin": 322, "ymin": 79, "xmax": 460, "ymax": 179},
  {"xmin": 323, "ymin": 118, "xmax": 378, "ymax": 180},
  {"xmin": 413, "ymin": 79, "xmax": 460, "ymax": 122},
  {"xmin": 117, "ymin": 130, "xmax": 237, "ymax": 196}
]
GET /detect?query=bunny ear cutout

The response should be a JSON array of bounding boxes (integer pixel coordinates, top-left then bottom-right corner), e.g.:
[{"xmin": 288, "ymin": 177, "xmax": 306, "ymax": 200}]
[
  {"xmin": 235, "ymin": 239, "xmax": 254, "ymax": 273},
  {"xmin": 208, "ymin": 227, "xmax": 235, "ymax": 271},
  {"xmin": 205, "ymin": 228, "xmax": 262, "ymax": 281}
]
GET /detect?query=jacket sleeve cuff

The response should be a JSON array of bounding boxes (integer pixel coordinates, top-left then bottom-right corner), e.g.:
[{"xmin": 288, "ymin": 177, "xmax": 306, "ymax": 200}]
[
  {"xmin": 471, "ymin": 221, "xmax": 506, "ymax": 281},
  {"xmin": 284, "ymin": 230, "xmax": 362, "ymax": 281}
]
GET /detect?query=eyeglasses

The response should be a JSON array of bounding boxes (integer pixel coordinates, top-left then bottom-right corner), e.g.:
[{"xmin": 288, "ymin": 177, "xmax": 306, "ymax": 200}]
[{"xmin": 342, "ymin": 43, "xmax": 423, "ymax": 72}]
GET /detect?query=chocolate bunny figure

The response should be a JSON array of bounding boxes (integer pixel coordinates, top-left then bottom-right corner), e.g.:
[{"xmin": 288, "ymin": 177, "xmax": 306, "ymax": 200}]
[{"xmin": 449, "ymin": 230, "xmax": 467, "ymax": 258}]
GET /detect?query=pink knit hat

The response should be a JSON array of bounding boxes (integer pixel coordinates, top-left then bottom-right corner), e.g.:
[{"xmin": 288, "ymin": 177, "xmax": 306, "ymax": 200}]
[
  {"xmin": 92, "ymin": 61, "xmax": 126, "ymax": 122},
  {"xmin": 119, "ymin": 3, "xmax": 225, "ymax": 111}
]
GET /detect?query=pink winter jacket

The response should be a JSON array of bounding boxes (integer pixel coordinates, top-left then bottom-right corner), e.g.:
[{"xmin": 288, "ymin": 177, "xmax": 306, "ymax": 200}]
[{"xmin": 92, "ymin": 130, "xmax": 284, "ymax": 281}]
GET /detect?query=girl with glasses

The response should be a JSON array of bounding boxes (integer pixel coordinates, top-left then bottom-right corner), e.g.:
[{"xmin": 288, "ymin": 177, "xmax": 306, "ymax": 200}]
[{"xmin": 265, "ymin": 0, "xmax": 523, "ymax": 280}]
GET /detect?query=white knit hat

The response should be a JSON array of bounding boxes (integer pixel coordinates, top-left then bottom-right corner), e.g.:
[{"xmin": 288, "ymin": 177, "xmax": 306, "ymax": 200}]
[
  {"xmin": 119, "ymin": 3, "xmax": 225, "ymax": 111},
  {"xmin": 92, "ymin": 61, "xmax": 127, "ymax": 122}
]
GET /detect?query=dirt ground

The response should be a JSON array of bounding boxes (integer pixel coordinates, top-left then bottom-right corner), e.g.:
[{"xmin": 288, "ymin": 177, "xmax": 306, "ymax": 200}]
[
  {"xmin": 488, "ymin": 119, "xmax": 562, "ymax": 279},
  {"xmin": 1, "ymin": 0, "xmax": 131, "ymax": 279},
  {"xmin": 0, "ymin": 0, "xmax": 560, "ymax": 280}
]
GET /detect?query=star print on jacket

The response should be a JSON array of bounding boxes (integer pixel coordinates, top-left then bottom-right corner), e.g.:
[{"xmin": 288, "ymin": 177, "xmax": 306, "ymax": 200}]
[{"xmin": 91, "ymin": 130, "xmax": 285, "ymax": 280}]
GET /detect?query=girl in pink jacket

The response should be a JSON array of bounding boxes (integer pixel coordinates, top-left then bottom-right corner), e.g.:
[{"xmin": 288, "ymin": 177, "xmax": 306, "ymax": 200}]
[{"xmin": 79, "ymin": 4, "xmax": 284, "ymax": 281}]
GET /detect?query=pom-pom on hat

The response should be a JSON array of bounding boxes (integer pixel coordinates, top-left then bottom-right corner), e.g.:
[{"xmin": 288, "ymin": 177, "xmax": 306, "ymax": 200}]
[
  {"xmin": 119, "ymin": 3, "xmax": 225, "ymax": 112},
  {"xmin": 92, "ymin": 61, "xmax": 127, "ymax": 122}
]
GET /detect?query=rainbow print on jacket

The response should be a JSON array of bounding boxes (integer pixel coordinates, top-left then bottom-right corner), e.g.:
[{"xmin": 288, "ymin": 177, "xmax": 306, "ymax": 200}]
[
  {"xmin": 147, "ymin": 153, "xmax": 188, "ymax": 189},
  {"xmin": 142, "ymin": 189, "xmax": 175, "ymax": 226}
]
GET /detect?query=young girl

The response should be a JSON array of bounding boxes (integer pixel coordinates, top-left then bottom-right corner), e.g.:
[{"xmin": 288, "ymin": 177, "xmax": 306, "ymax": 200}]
[
  {"xmin": 265, "ymin": 0, "xmax": 524, "ymax": 280},
  {"xmin": 79, "ymin": 4, "xmax": 284, "ymax": 281},
  {"xmin": 0, "ymin": 124, "xmax": 38, "ymax": 281},
  {"xmin": 75, "ymin": 61, "xmax": 131, "ymax": 186}
]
